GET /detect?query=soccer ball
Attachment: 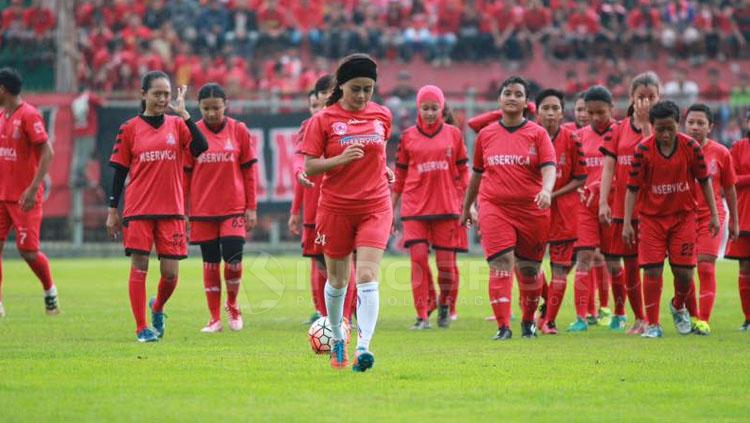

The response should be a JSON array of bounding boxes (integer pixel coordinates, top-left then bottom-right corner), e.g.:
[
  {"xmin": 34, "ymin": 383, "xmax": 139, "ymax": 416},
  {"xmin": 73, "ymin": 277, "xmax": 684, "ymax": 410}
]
[{"xmin": 308, "ymin": 317, "xmax": 350, "ymax": 354}]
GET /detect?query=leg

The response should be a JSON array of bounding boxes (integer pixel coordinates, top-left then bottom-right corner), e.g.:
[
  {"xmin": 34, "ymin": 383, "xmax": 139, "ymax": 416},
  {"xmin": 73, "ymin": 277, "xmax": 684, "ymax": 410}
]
[
  {"xmin": 624, "ymin": 256, "xmax": 645, "ymax": 321},
  {"xmin": 200, "ymin": 240, "xmax": 222, "ymax": 325},
  {"xmin": 516, "ymin": 258, "xmax": 543, "ymax": 325},
  {"xmin": 739, "ymin": 260, "xmax": 750, "ymax": 325},
  {"xmin": 573, "ymin": 249, "xmax": 595, "ymax": 321},
  {"xmin": 311, "ymin": 256, "xmax": 327, "ymax": 316},
  {"xmin": 129, "ymin": 253, "xmax": 150, "ymax": 333},
  {"xmin": 696, "ymin": 256, "xmax": 717, "ymax": 323},
  {"xmin": 343, "ymin": 259, "xmax": 357, "ymax": 321},
  {"xmin": 670, "ymin": 264, "xmax": 695, "ymax": 335},
  {"xmin": 606, "ymin": 258, "xmax": 626, "ymax": 318},
  {"xmin": 0, "ymin": 241, "xmax": 4, "ymax": 306},
  {"xmin": 153, "ymin": 258, "xmax": 179, "ymax": 312},
  {"xmin": 435, "ymin": 248, "xmax": 456, "ymax": 327},
  {"xmin": 323, "ymin": 253, "xmax": 352, "ymax": 341},
  {"xmin": 354, "ymin": 246, "xmax": 384, "ymax": 351},
  {"xmin": 488, "ymin": 252, "xmax": 515, "ymax": 331},
  {"xmin": 408, "ymin": 242, "xmax": 431, "ymax": 321},
  {"xmin": 545, "ymin": 263, "xmax": 572, "ymax": 328},
  {"xmin": 221, "ymin": 237, "xmax": 245, "ymax": 330}
]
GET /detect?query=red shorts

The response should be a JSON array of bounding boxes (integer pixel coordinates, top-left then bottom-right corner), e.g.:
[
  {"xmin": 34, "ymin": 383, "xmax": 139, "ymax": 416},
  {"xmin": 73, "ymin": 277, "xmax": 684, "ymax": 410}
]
[
  {"xmin": 189, "ymin": 216, "xmax": 246, "ymax": 244},
  {"xmin": 478, "ymin": 202, "xmax": 549, "ymax": 262},
  {"xmin": 638, "ymin": 211, "xmax": 697, "ymax": 268},
  {"xmin": 123, "ymin": 218, "xmax": 188, "ymax": 259},
  {"xmin": 549, "ymin": 240, "xmax": 576, "ymax": 267},
  {"xmin": 601, "ymin": 220, "xmax": 639, "ymax": 258},
  {"xmin": 726, "ymin": 233, "xmax": 750, "ymax": 260},
  {"xmin": 453, "ymin": 219, "xmax": 469, "ymax": 253},
  {"xmin": 315, "ymin": 208, "xmax": 393, "ymax": 259},
  {"xmin": 403, "ymin": 219, "xmax": 457, "ymax": 251},
  {"xmin": 0, "ymin": 201, "xmax": 42, "ymax": 252},
  {"xmin": 695, "ymin": 213, "xmax": 725, "ymax": 257},
  {"xmin": 302, "ymin": 224, "xmax": 323, "ymax": 257},
  {"xmin": 575, "ymin": 204, "xmax": 606, "ymax": 251}
]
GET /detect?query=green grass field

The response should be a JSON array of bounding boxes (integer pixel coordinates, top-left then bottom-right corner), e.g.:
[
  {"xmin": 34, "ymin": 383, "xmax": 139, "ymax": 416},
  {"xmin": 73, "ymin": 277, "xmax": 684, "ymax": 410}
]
[{"xmin": 1, "ymin": 255, "xmax": 749, "ymax": 422}]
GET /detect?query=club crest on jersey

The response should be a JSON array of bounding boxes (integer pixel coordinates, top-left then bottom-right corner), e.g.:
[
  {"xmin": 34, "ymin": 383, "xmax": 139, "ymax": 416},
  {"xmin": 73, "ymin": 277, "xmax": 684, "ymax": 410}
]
[
  {"xmin": 528, "ymin": 144, "xmax": 537, "ymax": 156},
  {"xmin": 12, "ymin": 120, "xmax": 21, "ymax": 140},
  {"xmin": 446, "ymin": 147, "xmax": 453, "ymax": 159},
  {"xmin": 373, "ymin": 120, "xmax": 385, "ymax": 137},
  {"xmin": 559, "ymin": 152, "xmax": 567, "ymax": 166},
  {"xmin": 166, "ymin": 133, "xmax": 176, "ymax": 145},
  {"xmin": 33, "ymin": 121, "xmax": 44, "ymax": 134},
  {"xmin": 332, "ymin": 122, "xmax": 348, "ymax": 136},
  {"xmin": 224, "ymin": 138, "xmax": 234, "ymax": 151},
  {"xmin": 709, "ymin": 160, "xmax": 717, "ymax": 175}
]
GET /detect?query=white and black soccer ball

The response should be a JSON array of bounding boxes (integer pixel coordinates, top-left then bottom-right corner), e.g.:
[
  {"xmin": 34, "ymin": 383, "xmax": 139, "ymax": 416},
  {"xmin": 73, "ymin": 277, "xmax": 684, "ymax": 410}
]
[{"xmin": 308, "ymin": 317, "xmax": 350, "ymax": 354}]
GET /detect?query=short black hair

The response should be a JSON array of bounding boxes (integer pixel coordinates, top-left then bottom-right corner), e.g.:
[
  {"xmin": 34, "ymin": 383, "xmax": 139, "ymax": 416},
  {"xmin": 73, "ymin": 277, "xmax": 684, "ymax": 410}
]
[
  {"xmin": 198, "ymin": 82, "xmax": 227, "ymax": 101},
  {"xmin": 0, "ymin": 67, "xmax": 22, "ymax": 95},
  {"xmin": 584, "ymin": 85, "xmax": 613, "ymax": 105},
  {"xmin": 535, "ymin": 89, "xmax": 565, "ymax": 110},
  {"xmin": 649, "ymin": 100, "xmax": 681, "ymax": 124},
  {"xmin": 686, "ymin": 103, "xmax": 713, "ymax": 125},
  {"xmin": 314, "ymin": 74, "xmax": 334, "ymax": 95},
  {"xmin": 499, "ymin": 75, "xmax": 529, "ymax": 99}
]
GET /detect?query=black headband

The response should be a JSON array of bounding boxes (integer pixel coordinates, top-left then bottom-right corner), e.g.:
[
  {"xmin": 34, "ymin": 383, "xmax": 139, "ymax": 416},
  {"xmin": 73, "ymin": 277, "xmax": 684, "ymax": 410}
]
[
  {"xmin": 337, "ymin": 58, "xmax": 377, "ymax": 85},
  {"xmin": 584, "ymin": 87, "xmax": 613, "ymax": 105}
]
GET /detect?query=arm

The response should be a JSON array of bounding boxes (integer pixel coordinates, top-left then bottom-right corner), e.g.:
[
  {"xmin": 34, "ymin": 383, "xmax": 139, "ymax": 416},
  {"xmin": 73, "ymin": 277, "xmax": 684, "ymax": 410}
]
[
  {"xmin": 288, "ymin": 175, "xmax": 303, "ymax": 236},
  {"xmin": 106, "ymin": 164, "xmax": 128, "ymax": 239},
  {"xmin": 726, "ymin": 186, "xmax": 739, "ymax": 241},
  {"xmin": 700, "ymin": 179, "xmax": 720, "ymax": 237},
  {"xmin": 184, "ymin": 118, "xmax": 208, "ymax": 157},
  {"xmin": 534, "ymin": 165, "xmax": 556, "ymax": 210},
  {"xmin": 622, "ymin": 189, "xmax": 637, "ymax": 246},
  {"xmin": 19, "ymin": 142, "xmax": 53, "ymax": 212},
  {"xmin": 460, "ymin": 172, "xmax": 482, "ymax": 226},
  {"xmin": 304, "ymin": 143, "xmax": 364, "ymax": 176},
  {"xmin": 552, "ymin": 176, "xmax": 585, "ymax": 199},
  {"xmin": 242, "ymin": 163, "xmax": 257, "ymax": 230},
  {"xmin": 598, "ymin": 155, "xmax": 616, "ymax": 223}
]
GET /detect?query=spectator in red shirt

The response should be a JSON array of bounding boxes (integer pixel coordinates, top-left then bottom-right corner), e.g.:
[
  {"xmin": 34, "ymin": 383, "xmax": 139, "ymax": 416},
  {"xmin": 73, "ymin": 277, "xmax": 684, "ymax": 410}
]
[
  {"xmin": 490, "ymin": 0, "xmax": 526, "ymax": 64},
  {"xmin": 197, "ymin": 0, "xmax": 231, "ymax": 52},
  {"xmin": 1, "ymin": 0, "xmax": 28, "ymax": 48},
  {"xmin": 22, "ymin": 0, "xmax": 56, "ymax": 41},
  {"xmin": 518, "ymin": 0, "xmax": 556, "ymax": 59},
  {"xmin": 349, "ymin": 2, "xmax": 384, "ymax": 59},
  {"xmin": 290, "ymin": 0, "xmax": 323, "ymax": 53},
  {"xmin": 596, "ymin": 0, "xmax": 627, "ymax": 59},
  {"xmin": 257, "ymin": 0, "xmax": 293, "ymax": 55},
  {"xmin": 120, "ymin": 14, "xmax": 153, "ymax": 49},
  {"xmin": 700, "ymin": 67, "xmax": 731, "ymax": 102},
  {"xmin": 402, "ymin": 3, "xmax": 436, "ymax": 63},
  {"xmin": 454, "ymin": 1, "xmax": 484, "ymax": 61},
  {"xmin": 381, "ymin": 1, "xmax": 407, "ymax": 61},
  {"xmin": 433, "ymin": 0, "xmax": 462, "ymax": 66},
  {"xmin": 624, "ymin": 2, "xmax": 662, "ymax": 59},
  {"xmin": 228, "ymin": 0, "xmax": 260, "ymax": 57},
  {"xmin": 566, "ymin": 0, "xmax": 601, "ymax": 59}
]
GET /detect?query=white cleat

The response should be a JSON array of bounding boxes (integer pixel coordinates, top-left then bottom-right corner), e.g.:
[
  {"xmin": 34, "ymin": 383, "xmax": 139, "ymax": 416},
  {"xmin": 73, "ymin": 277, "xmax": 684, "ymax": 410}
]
[
  {"xmin": 226, "ymin": 305, "xmax": 244, "ymax": 331},
  {"xmin": 201, "ymin": 320, "xmax": 223, "ymax": 333},
  {"xmin": 669, "ymin": 300, "xmax": 692, "ymax": 335}
]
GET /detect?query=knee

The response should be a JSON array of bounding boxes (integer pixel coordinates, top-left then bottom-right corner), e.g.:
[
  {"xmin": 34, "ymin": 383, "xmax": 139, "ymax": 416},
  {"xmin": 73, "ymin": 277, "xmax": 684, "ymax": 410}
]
[
  {"xmin": 517, "ymin": 263, "xmax": 539, "ymax": 278},
  {"xmin": 0, "ymin": 242, "xmax": 4, "ymax": 255},
  {"xmin": 643, "ymin": 268, "xmax": 662, "ymax": 280},
  {"xmin": 739, "ymin": 261, "xmax": 750, "ymax": 275},
  {"xmin": 20, "ymin": 250, "xmax": 38, "ymax": 262},
  {"xmin": 607, "ymin": 261, "xmax": 623, "ymax": 276},
  {"xmin": 357, "ymin": 267, "xmax": 377, "ymax": 284},
  {"xmin": 489, "ymin": 253, "xmax": 514, "ymax": 272},
  {"xmin": 576, "ymin": 251, "xmax": 593, "ymax": 271},
  {"xmin": 131, "ymin": 254, "xmax": 149, "ymax": 271},
  {"xmin": 161, "ymin": 268, "xmax": 179, "ymax": 280}
]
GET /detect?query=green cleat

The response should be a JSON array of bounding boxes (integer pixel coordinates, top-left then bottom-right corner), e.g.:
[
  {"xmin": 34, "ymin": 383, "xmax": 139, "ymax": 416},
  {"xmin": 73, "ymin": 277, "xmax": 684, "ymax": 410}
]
[
  {"xmin": 567, "ymin": 317, "xmax": 588, "ymax": 332},
  {"xmin": 597, "ymin": 307, "xmax": 612, "ymax": 326},
  {"xmin": 586, "ymin": 315, "xmax": 598, "ymax": 326},
  {"xmin": 693, "ymin": 320, "xmax": 711, "ymax": 335},
  {"xmin": 609, "ymin": 315, "xmax": 627, "ymax": 331}
]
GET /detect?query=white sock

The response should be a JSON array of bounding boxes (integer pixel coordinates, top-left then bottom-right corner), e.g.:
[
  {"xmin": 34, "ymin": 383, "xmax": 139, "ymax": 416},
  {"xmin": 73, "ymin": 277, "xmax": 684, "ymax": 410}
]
[
  {"xmin": 45, "ymin": 286, "xmax": 57, "ymax": 297},
  {"xmin": 324, "ymin": 281, "xmax": 347, "ymax": 340},
  {"xmin": 356, "ymin": 281, "xmax": 379, "ymax": 351}
]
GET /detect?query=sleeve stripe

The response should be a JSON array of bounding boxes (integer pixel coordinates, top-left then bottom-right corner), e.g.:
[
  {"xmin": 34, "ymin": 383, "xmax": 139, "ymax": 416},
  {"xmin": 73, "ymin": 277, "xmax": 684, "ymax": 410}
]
[
  {"xmin": 539, "ymin": 161, "xmax": 556, "ymax": 168},
  {"xmin": 697, "ymin": 177, "xmax": 709, "ymax": 183},
  {"xmin": 637, "ymin": 144, "xmax": 648, "ymax": 151},
  {"xmin": 396, "ymin": 163, "xmax": 408, "ymax": 169},
  {"xmin": 240, "ymin": 159, "xmax": 258, "ymax": 169},
  {"xmin": 627, "ymin": 185, "xmax": 640, "ymax": 192},
  {"xmin": 472, "ymin": 167, "xmax": 485, "ymax": 173},
  {"xmin": 600, "ymin": 148, "xmax": 617, "ymax": 159},
  {"xmin": 573, "ymin": 174, "xmax": 587, "ymax": 180},
  {"xmin": 455, "ymin": 159, "xmax": 469, "ymax": 165}
]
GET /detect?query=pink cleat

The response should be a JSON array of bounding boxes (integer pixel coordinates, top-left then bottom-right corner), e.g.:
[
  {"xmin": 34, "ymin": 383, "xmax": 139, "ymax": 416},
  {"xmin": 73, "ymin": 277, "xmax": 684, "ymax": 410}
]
[
  {"xmin": 226, "ymin": 305, "xmax": 244, "ymax": 331},
  {"xmin": 627, "ymin": 319, "xmax": 647, "ymax": 335},
  {"xmin": 201, "ymin": 320, "xmax": 223, "ymax": 333}
]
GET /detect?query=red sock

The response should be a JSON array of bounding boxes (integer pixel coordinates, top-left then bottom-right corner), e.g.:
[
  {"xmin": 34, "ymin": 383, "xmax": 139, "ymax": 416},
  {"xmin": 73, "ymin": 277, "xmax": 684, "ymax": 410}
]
[
  {"xmin": 449, "ymin": 257, "xmax": 459, "ymax": 314},
  {"xmin": 25, "ymin": 251, "xmax": 54, "ymax": 291},
  {"xmin": 671, "ymin": 278, "xmax": 691, "ymax": 311},
  {"xmin": 574, "ymin": 271, "xmax": 590, "ymax": 319},
  {"xmin": 426, "ymin": 264, "xmax": 437, "ymax": 313},
  {"xmin": 624, "ymin": 258, "xmax": 644, "ymax": 320},
  {"xmin": 410, "ymin": 243, "xmax": 431, "ymax": 319},
  {"xmin": 224, "ymin": 262, "xmax": 242, "ymax": 307},
  {"xmin": 436, "ymin": 250, "xmax": 456, "ymax": 306},
  {"xmin": 610, "ymin": 269, "xmax": 626, "ymax": 316},
  {"xmin": 310, "ymin": 259, "xmax": 326, "ymax": 316},
  {"xmin": 203, "ymin": 262, "xmax": 221, "ymax": 322},
  {"xmin": 343, "ymin": 263, "xmax": 357, "ymax": 321},
  {"xmin": 739, "ymin": 273, "xmax": 750, "ymax": 321},
  {"xmin": 545, "ymin": 276, "xmax": 567, "ymax": 323},
  {"xmin": 697, "ymin": 261, "xmax": 716, "ymax": 321},
  {"xmin": 587, "ymin": 268, "xmax": 597, "ymax": 316},
  {"xmin": 152, "ymin": 275, "xmax": 178, "ymax": 312},
  {"xmin": 685, "ymin": 281, "xmax": 699, "ymax": 317},
  {"xmin": 489, "ymin": 269, "xmax": 512, "ymax": 327},
  {"xmin": 518, "ymin": 273, "xmax": 541, "ymax": 322},
  {"xmin": 594, "ymin": 264, "xmax": 609, "ymax": 308},
  {"xmin": 128, "ymin": 267, "xmax": 148, "ymax": 332},
  {"xmin": 539, "ymin": 272, "xmax": 548, "ymax": 303},
  {"xmin": 643, "ymin": 273, "xmax": 663, "ymax": 325}
]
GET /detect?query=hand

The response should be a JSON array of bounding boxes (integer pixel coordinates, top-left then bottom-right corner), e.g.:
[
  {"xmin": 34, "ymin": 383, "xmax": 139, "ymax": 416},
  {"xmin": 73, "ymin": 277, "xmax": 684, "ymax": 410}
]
[
  {"xmin": 598, "ymin": 202, "xmax": 612, "ymax": 225},
  {"xmin": 584, "ymin": 182, "xmax": 600, "ymax": 208},
  {"xmin": 168, "ymin": 85, "xmax": 190, "ymax": 120},
  {"xmin": 535, "ymin": 189, "xmax": 552, "ymax": 210},
  {"xmin": 708, "ymin": 214, "xmax": 720, "ymax": 238},
  {"xmin": 470, "ymin": 203, "xmax": 478, "ymax": 223},
  {"xmin": 18, "ymin": 185, "xmax": 38, "ymax": 212},
  {"xmin": 337, "ymin": 143, "xmax": 364, "ymax": 166},
  {"xmin": 633, "ymin": 96, "xmax": 651, "ymax": 123},
  {"xmin": 245, "ymin": 209, "xmax": 257, "ymax": 231},
  {"xmin": 106, "ymin": 208, "xmax": 122, "ymax": 240},
  {"xmin": 390, "ymin": 214, "xmax": 398, "ymax": 235},
  {"xmin": 385, "ymin": 167, "xmax": 395, "ymax": 184},
  {"xmin": 622, "ymin": 222, "xmax": 635, "ymax": 247},
  {"xmin": 297, "ymin": 171, "xmax": 314, "ymax": 189},
  {"xmin": 288, "ymin": 213, "xmax": 300, "ymax": 236},
  {"xmin": 460, "ymin": 207, "xmax": 474, "ymax": 227},
  {"xmin": 729, "ymin": 218, "xmax": 739, "ymax": 241}
]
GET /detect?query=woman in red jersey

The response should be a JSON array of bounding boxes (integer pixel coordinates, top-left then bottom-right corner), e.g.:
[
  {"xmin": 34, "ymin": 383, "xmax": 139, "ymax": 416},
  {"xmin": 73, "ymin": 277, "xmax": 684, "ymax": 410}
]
[
  {"xmin": 599, "ymin": 72, "xmax": 661, "ymax": 334},
  {"xmin": 184, "ymin": 83, "xmax": 258, "ymax": 334},
  {"xmin": 107, "ymin": 71, "xmax": 208, "ymax": 342},
  {"xmin": 462, "ymin": 75, "xmax": 557, "ymax": 340},
  {"xmin": 302, "ymin": 54, "xmax": 392, "ymax": 371},
  {"xmin": 726, "ymin": 112, "xmax": 750, "ymax": 331},
  {"xmin": 392, "ymin": 85, "xmax": 468, "ymax": 330}
]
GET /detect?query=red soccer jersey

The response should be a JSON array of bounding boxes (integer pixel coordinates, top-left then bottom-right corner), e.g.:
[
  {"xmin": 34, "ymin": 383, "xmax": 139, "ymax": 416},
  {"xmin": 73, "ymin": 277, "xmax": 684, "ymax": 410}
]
[
  {"xmin": 730, "ymin": 138, "xmax": 750, "ymax": 232},
  {"xmin": 109, "ymin": 115, "xmax": 193, "ymax": 219},
  {"xmin": 301, "ymin": 102, "xmax": 392, "ymax": 215},
  {"xmin": 627, "ymin": 133, "xmax": 708, "ymax": 217},
  {"xmin": 600, "ymin": 117, "xmax": 645, "ymax": 219},
  {"xmin": 0, "ymin": 101, "xmax": 48, "ymax": 202},
  {"xmin": 185, "ymin": 118, "xmax": 257, "ymax": 220},
  {"xmin": 693, "ymin": 139, "xmax": 735, "ymax": 219},
  {"xmin": 578, "ymin": 122, "xmax": 615, "ymax": 189},
  {"xmin": 473, "ymin": 120, "xmax": 556, "ymax": 210},
  {"xmin": 394, "ymin": 124, "xmax": 468, "ymax": 219},
  {"xmin": 561, "ymin": 121, "xmax": 583, "ymax": 132},
  {"xmin": 550, "ymin": 126, "xmax": 587, "ymax": 241}
]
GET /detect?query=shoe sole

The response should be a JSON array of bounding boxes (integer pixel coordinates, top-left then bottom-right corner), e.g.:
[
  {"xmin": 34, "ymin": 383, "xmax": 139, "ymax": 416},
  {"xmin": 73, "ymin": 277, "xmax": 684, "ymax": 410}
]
[
  {"xmin": 352, "ymin": 353, "xmax": 374, "ymax": 372},
  {"xmin": 137, "ymin": 337, "xmax": 159, "ymax": 343},
  {"xmin": 45, "ymin": 308, "xmax": 60, "ymax": 316}
]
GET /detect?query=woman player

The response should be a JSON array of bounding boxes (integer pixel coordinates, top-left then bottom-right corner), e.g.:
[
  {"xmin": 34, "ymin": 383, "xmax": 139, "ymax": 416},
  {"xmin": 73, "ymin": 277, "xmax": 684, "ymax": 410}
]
[
  {"xmin": 392, "ymin": 85, "xmax": 468, "ymax": 330},
  {"xmin": 462, "ymin": 76, "xmax": 557, "ymax": 340},
  {"xmin": 185, "ymin": 83, "xmax": 258, "ymax": 333},
  {"xmin": 107, "ymin": 71, "xmax": 208, "ymax": 342},
  {"xmin": 302, "ymin": 54, "xmax": 393, "ymax": 371}
]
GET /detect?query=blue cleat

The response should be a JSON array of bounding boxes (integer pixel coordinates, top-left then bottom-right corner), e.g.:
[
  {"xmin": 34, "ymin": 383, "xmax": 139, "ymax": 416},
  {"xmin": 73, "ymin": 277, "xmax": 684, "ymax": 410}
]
[
  {"xmin": 149, "ymin": 297, "xmax": 166, "ymax": 339},
  {"xmin": 352, "ymin": 348, "xmax": 374, "ymax": 373},
  {"xmin": 641, "ymin": 324, "xmax": 664, "ymax": 338},
  {"xmin": 136, "ymin": 327, "xmax": 159, "ymax": 343},
  {"xmin": 609, "ymin": 315, "xmax": 627, "ymax": 331},
  {"xmin": 567, "ymin": 317, "xmax": 588, "ymax": 332}
]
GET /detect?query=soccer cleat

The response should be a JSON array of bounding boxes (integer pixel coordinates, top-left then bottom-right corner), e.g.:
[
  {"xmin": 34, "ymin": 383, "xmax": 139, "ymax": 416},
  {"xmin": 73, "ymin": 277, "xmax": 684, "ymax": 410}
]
[
  {"xmin": 739, "ymin": 320, "xmax": 750, "ymax": 331},
  {"xmin": 352, "ymin": 348, "xmax": 375, "ymax": 373},
  {"xmin": 493, "ymin": 326, "xmax": 512, "ymax": 340},
  {"xmin": 586, "ymin": 314, "xmax": 598, "ymax": 326},
  {"xmin": 641, "ymin": 324, "xmax": 664, "ymax": 338},
  {"xmin": 450, "ymin": 312, "xmax": 458, "ymax": 321},
  {"xmin": 226, "ymin": 304, "xmax": 244, "ymax": 331},
  {"xmin": 609, "ymin": 315, "xmax": 627, "ymax": 331},
  {"xmin": 0, "ymin": 302, "xmax": 5, "ymax": 318},
  {"xmin": 201, "ymin": 320, "xmax": 223, "ymax": 333},
  {"xmin": 669, "ymin": 300, "xmax": 692, "ymax": 335},
  {"xmin": 136, "ymin": 327, "xmax": 159, "ymax": 343},
  {"xmin": 437, "ymin": 305, "xmax": 450, "ymax": 328},
  {"xmin": 149, "ymin": 297, "xmax": 166, "ymax": 339},
  {"xmin": 534, "ymin": 302, "xmax": 547, "ymax": 329},
  {"xmin": 329, "ymin": 339, "xmax": 349, "ymax": 369},
  {"xmin": 411, "ymin": 318, "xmax": 431, "ymax": 330},
  {"xmin": 540, "ymin": 320, "xmax": 558, "ymax": 335},
  {"xmin": 597, "ymin": 307, "xmax": 612, "ymax": 327},
  {"xmin": 693, "ymin": 320, "xmax": 710, "ymax": 336},
  {"xmin": 305, "ymin": 311, "xmax": 321, "ymax": 325},
  {"xmin": 567, "ymin": 317, "xmax": 588, "ymax": 332},
  {"xmin": 521, "ymin": 320, "xmax": 537, "ymax": 338},
  {"xmin": 44, "ymin": 293, "xmax": 59, "ymax": 315},
  {"xmin": 627, "ymin": 319, "xmax": 647, "ymax": 335}
]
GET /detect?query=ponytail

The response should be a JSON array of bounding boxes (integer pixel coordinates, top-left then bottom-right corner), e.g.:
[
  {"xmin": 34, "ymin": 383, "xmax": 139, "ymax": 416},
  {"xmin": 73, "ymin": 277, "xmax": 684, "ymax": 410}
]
[{"xmin": 326, "ymin": 85, "xmax": 343, "ymax": 107}]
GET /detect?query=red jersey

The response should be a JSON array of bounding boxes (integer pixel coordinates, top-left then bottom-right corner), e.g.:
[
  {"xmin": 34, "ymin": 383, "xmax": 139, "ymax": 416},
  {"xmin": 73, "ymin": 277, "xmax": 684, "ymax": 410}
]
[
  {"xmin": 561, "ymin": 121, "xmax": 583, "ymax": 132},
  {"xmin": 301, "ymin": 102, "xmax": 392, "ymax": 215},
  {"xmin": 110, "ymin": 115, "xmax": 193, "ymax": 220},
  {"xmin": 550, "ymin": 126, "xmax": 587, "ymax": 241},
  {"xmin": 0, "ymin": 102, "xmax": 48, "ymax": 202},
  {"xmin": 730, "ymin": 138, "xmax": 750, "ymax": 232},
  {"xmin": 185, "ymin": 118, "xmax": 257, "ymax": 220},
  {"xmin": 394, "ymin": 124, "xmax": 468, "ymax": 219},
  {"xmin": 627, "ymin": 133, "xmax": 708, "ymax": 217},
  {"xmin": 600, "ymin": 117, "xmax": 645, "ymax": 219},
  {"xmin": 694, "ymin": 139, "xmax": 735, "ymax": 219},
  {"xmin": 578, "ymin": 123, "xmax": 615, "ymax": 188},
  {"xmin": 291, "ymin": 118, "xmax": 323, "ymax": 226},
  {"xmin": 473, "ymin": 120, "xmax": 556, "ymax": 211}
]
